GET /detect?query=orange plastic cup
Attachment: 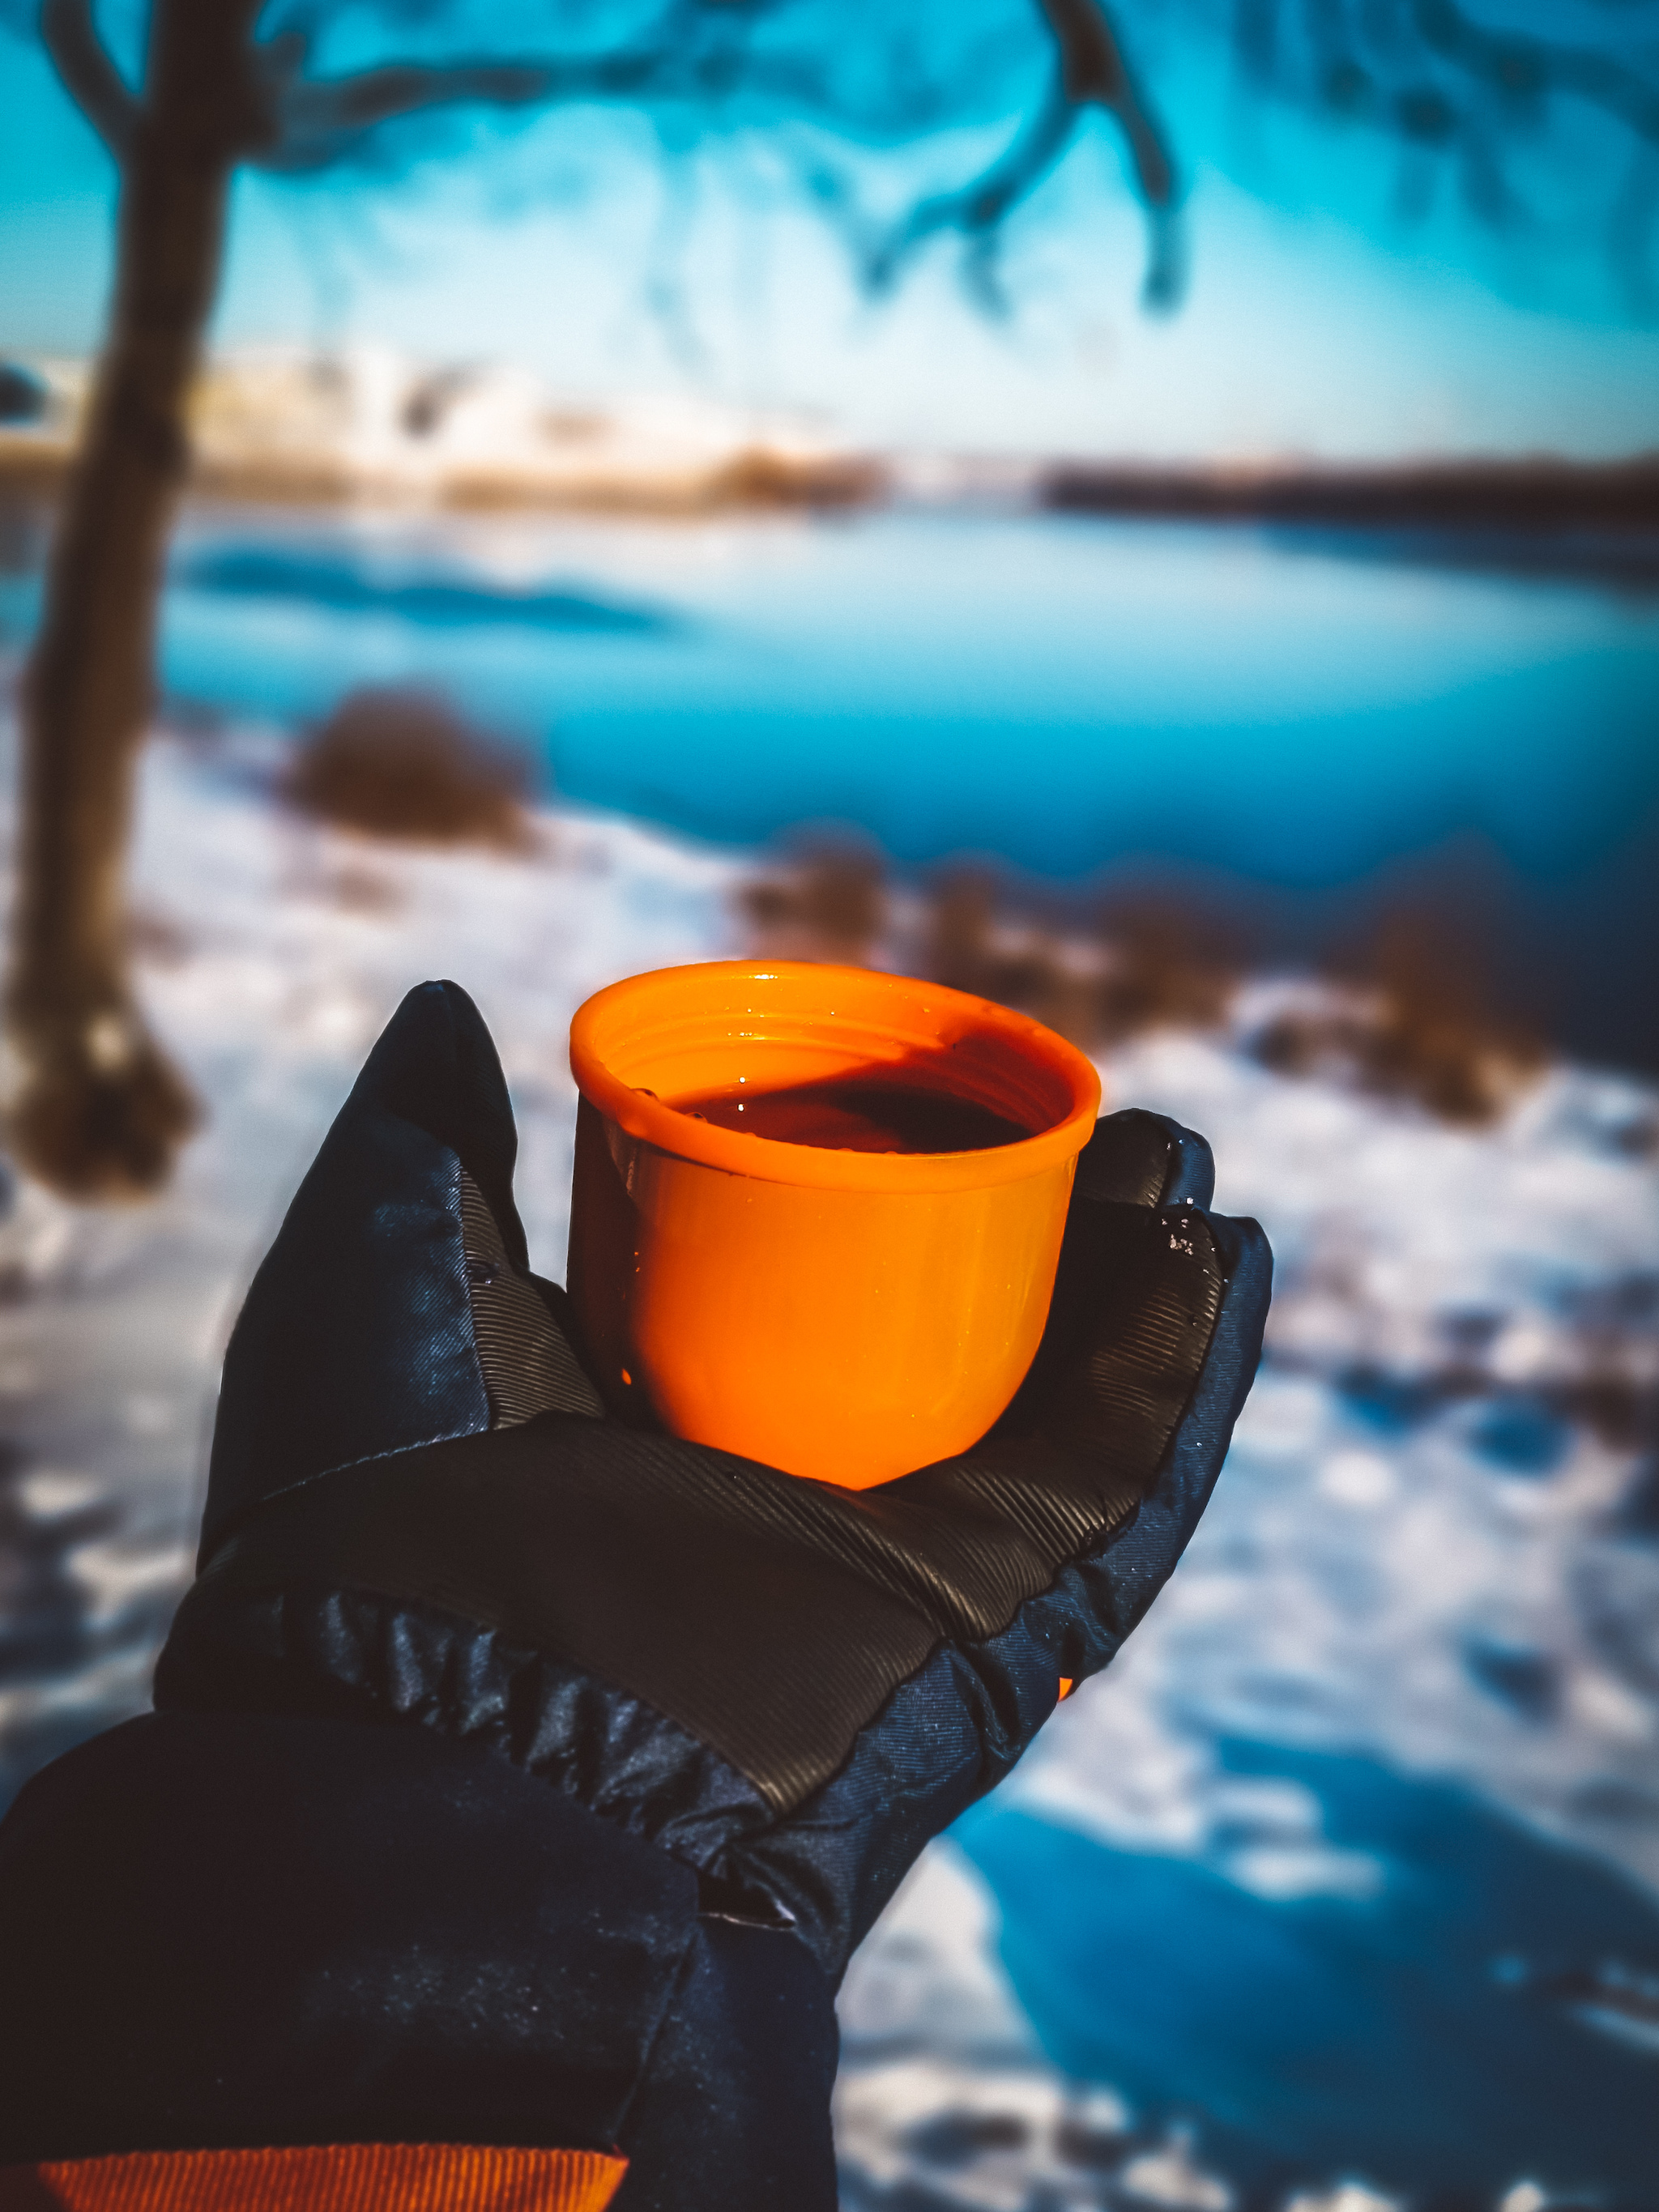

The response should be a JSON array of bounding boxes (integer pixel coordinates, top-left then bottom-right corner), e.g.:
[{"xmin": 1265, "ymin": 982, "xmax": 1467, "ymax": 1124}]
[{"xmin": 566, "ymin": 961, "xmax": 1101, "ymax": 1489}]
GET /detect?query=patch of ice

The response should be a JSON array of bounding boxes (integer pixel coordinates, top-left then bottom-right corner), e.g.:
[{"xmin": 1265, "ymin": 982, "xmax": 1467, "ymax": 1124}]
[
  {"xmin": 1283, "ymin": 2188, "xmax": 1403, "ymax": 2212},
  {"xmin": 1219, "ymin": 1842, "xmax": 1385, "ymax": 1903},
  {"xmin": 16, "ymin": 1468, "xmax": 104, "ymax": 1519},
  {"xmin": 1317, "ymin": 1450, "xmax": 1397, "ymax": 1508},
  {"xmin": 1566, "ymin": 1671, "xmax": 1653, "ymax": 1745},
  {"xmin": 122, "ymin": 1392, "xmax": 178, "ymax": 1438},
  {"xmin": 834, "ymin": 2052, "xmax": 1149, "ymax": 2210},
  {"xmin": 1116, "ymin": 2130, "xmax": 1235, "ymax": 2210},
  {"xmin": 66, "ymin": 1538, "xmax": 194, "ymax": 1630},
  {"xmin": 838, "ymin": 1840, "xmax": 1039, "ymax": 2065}
]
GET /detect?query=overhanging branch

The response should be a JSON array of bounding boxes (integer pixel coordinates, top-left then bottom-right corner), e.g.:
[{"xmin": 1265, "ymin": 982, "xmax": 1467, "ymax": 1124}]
[
  {"xmin": 868, "ymin": 0, "xmax": 1183, "ymax": 310},
  {"xmin": 1037, "ymin": 0, "xmax": 1178, "ymax": 210},
  {"xmin": 260, "ymin": 25, "xmax": 866, "ymax": 173},
  {"xmin": 1413, "ymin": 0, "xmax": 1659, "ymax": 146},
  {"xmin": 41, "ymin": 0, "xmax": 138, "ymax": 161},
  {"xmin": 866, "ymin": 83, "xmax": 1077, "ymax": 306},
  {"xmin": 265, "ymin": 49, "xmax": 669, "ymax": 169},
  {"xmin": 256, "ymin": 0, "xmax": 842, "ymax": 175}
]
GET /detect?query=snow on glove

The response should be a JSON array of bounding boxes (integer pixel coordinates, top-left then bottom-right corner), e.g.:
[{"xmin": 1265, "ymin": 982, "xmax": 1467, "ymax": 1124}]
[{"xmin": 0, "ymin": 981, "xmax": 1269, "ymax": 2208}]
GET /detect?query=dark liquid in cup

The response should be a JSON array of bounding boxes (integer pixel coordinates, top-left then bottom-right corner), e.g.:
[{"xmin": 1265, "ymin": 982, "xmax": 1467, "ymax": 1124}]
[{"xmin": 673, "ymin": 1074, "xmax": 1035, "ymax": 1153}]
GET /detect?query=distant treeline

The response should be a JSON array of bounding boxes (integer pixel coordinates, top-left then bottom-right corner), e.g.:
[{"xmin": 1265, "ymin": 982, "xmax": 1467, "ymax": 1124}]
[{"xmin": 1043, "ymin": 456, "xmax": 1659, "ymax": 531}]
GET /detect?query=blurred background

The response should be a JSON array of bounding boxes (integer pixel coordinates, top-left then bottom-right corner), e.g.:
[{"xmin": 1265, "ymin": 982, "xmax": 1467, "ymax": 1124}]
[{"xmin": 2, "ymin": 3, "xmax": 1657, "ymax": 2207}]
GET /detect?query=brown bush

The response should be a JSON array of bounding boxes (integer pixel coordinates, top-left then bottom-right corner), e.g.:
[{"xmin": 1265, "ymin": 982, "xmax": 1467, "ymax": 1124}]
[
  {"xmin": 927, "ymin": 873, "xmax": 1238, "ymax": 1049},
  {"xmin": 740, "ymin": 846, "xmax": 887, "ymax": 963},
  {"xmin": 739, "ymin": 848, "xmax": 1242, "ymax": 1051},
  {"xmin": 924, "ymin": 870, "xmax": 1000, "ymax": 998},
  {"xmin": 284, "ymin": 687, "xmax": 534, "ymax": 850},
  {"xmin": 923, "ymin": 870, "xmax": 1057, "ymax": 1016},
  {"xmin": 1255, "ymin": 908, "xmax": 1547, "ymax": 1125},
  {"xmin": 1094, "ymin": 897, "xmax": 1242, "ymax": 1044},
  {"xmin": 707, "ymin": 447, "xmax": 886, "ymax": 509}
]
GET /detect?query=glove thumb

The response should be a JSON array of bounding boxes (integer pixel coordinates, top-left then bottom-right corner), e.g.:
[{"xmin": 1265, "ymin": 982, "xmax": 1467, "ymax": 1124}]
[{"xmin": 201, "ymin": 980, "xmax": 596, "ymax": 1564}]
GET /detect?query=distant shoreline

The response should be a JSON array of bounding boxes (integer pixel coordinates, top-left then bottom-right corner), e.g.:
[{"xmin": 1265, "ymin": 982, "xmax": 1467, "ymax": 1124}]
[
  {"xmin": 1042, "ymin": 454, "xmax": 1659, "ymax": 531},
  {"xmin": 5, "ymin": 433, "xmax": 1659, "ymax": 531},
  {"xmin": 0, "ymin": 433, "xmax": 885, "ymax": 516}
]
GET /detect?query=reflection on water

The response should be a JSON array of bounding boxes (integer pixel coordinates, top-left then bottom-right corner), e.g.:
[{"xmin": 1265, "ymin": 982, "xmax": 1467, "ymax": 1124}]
[{"xmin": 176, "ymin": 542, "xmax": 680, "ymax": 634}]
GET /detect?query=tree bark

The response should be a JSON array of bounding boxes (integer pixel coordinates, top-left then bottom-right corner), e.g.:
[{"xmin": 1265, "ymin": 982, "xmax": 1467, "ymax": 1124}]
[{"xmin": 10, "ymin": 0, "xmax": 263, "ymax": 1199}]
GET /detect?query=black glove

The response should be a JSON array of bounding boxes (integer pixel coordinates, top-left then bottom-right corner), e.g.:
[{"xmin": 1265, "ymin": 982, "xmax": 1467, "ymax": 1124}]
[{"xmin": 0, "ymin": 982, "xmax": 1269, "ymax": 2209}]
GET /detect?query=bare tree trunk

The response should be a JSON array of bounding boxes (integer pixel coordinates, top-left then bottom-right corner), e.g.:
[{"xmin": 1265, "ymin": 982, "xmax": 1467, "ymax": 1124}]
[{"xmin": 9, "ymin": 0, "xmax": 262, "ymax": 1200}]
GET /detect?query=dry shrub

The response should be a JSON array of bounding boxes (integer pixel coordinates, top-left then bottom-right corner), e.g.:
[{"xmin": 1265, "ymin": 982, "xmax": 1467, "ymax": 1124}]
[
  {"xmin": 284, "ymin": 686, "xmax": 533, "ymax": 850},
  {"xmin": 923, "ymin": 872, "xmax": 1087, "ymax": 1043},
  {"xmin": 708, "ymin": 448, "xmax": 885, "ymax": 509},
  {"xmin": 928, "ymin": 872, "xmax": 1238, "ymax": 1049},
  {"xmin": 740, "ymin": 847, "xmax": 887, "ymax": 964},
  {"xmin": 737, "ymin": 848, "xmax": 1241, "ymax": 1050},
  {"xmin": 1256, "ymin": 909, "xmax": 1547, "ymax": 1125},
  {"xmin": 1094, "ymin": 897, "xmax": 1241, "ymax": 1045},
  {"xmin": 923, "ymin": 870, "xmax": 1000, "ymax": 996}
]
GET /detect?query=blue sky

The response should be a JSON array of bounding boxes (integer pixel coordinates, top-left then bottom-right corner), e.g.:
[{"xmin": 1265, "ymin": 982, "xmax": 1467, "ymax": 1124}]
[{"xmin": 3, "ymin": 8, "xmax": 1658, "ymax": 460}]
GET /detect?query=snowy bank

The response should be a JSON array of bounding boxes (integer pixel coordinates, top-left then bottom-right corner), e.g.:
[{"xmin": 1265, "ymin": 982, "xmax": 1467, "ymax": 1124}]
[{"xmin": 0, "ymin": 713, "xmax": 1655, "ymax": 2209}]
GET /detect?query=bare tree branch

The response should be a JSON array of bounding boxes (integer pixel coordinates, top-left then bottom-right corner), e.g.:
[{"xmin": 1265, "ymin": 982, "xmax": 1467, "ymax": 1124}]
[
  {"xmin": 1222, "ymin": 0, "xmax": 1659, "ymax": 300},
  {"xmin": 865, "ymin": 83, "xmax": 1075, "ymax": 305},
  {"xmin": 1040, "ymin": 0, "xmax": 1183, "ymax": 302},
  {"xmin": 1037, "ymin": 0, "xmax": 1178, "ymax": 210},
  {"xmin": 254, "ymin": 2, "xmax": 1186, "ymax": 306},
  {"xmin": 642, "ymin": 140, "xmax": 712, "ymax": 369},
  {"xmin": 254, "ymin": 15, "xmax": 862, "ymax": 174},
  {"xmin": 272, "ymin": 55, "xmax": 611, "ymax": 164},
  {"xmin": 275, "ymin": 67, "xmax": 942, "ymax": 169},
  {"xmin": 864, "ymin": 0, "xmax": 1183, "ymax": 310},
  {"xmin": 261, "ymin": 38, "xmax": 687, "ymax": 170},
  {"xmin": 1413, "ymin": 0, "xmax": 1659, "ymax": 145},
  {"xmin": 40, "ymin": 0, "xmax": 139, "ymax": 160}
]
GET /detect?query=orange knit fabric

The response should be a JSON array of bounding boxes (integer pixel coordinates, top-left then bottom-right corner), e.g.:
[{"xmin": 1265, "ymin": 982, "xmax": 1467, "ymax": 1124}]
[{"xmin": 0, "ymin": 2144, "xmax": 627, "ymax": 2212}]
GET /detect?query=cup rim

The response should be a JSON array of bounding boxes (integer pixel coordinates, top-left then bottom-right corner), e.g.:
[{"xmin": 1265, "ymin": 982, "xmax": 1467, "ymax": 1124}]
[{"xmin": 569, "ymin": 959, "xmax": 1102, "ymax": 1191}]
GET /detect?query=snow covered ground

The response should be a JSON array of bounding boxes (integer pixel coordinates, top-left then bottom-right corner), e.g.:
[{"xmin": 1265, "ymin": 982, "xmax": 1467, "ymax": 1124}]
[
  {"xmin": 1018, "ymin": 998, "xmax": 1659, "ymax": 1898},
  {"xmin": 1, "ymin": 711, "xmax": 1655, "ymax": 2210}
]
